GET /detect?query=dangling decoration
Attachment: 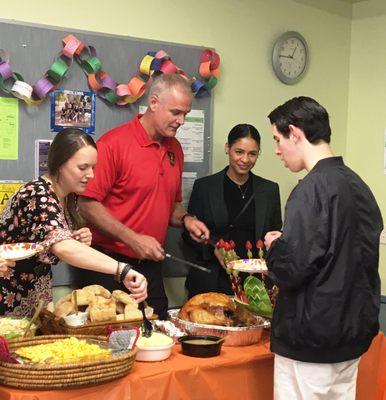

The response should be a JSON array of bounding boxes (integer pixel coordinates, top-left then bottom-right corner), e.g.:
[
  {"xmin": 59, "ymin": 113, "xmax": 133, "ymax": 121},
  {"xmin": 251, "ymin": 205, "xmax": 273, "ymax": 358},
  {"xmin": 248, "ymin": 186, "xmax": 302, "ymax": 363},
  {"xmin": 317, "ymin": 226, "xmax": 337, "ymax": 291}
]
[{"xmin": 0, "ymin": 34, "xmax": 221, "ymax": 107}]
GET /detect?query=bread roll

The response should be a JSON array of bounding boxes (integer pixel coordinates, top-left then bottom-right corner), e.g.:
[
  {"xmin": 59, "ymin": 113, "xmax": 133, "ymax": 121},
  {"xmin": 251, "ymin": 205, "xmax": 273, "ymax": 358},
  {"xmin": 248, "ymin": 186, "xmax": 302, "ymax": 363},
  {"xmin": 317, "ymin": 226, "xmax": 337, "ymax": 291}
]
[
  {"xmin": 88, "ymin": 296, "xmax": 116, "ymax": 323},
  {"xmin": 72, "ymin": 289, "xmax": 93, "ymax": 306},
  {"xmin": 55, "ymin": 294, "xmax": 72, "ymax": 308},
  {"xmin": 112, "ymin": 290, "xmax": 137, "ymax": 306},
  {"xmin": 89, "ymin": 297, "xmax": 116, "ymax": 310},
  {"xmin": 124, "ymin": 305, "xmax": 142, "ymax": 320},
  {"xmin": 89, "ymin": 308, "xmax": 117, "ymax": 323},
  {"xmin": 83, "ymin": 285, "xmax": 111, "ymax": 299},
  {"xmin": 116, "ymin": 314, "xmax": 126, "ymax": 321},
  {"xmin": 54, "ymin": 301, "xmax": 75, "ymax": 318},
  {"xmin": 116, "ymin": 302, "xmax": 125, "ymax": 314}
]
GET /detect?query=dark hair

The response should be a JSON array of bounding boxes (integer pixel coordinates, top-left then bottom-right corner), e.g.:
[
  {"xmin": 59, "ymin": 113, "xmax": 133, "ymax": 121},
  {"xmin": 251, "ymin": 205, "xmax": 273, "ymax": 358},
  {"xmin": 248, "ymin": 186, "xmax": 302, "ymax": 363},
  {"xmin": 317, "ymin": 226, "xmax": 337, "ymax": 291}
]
[
  {"xmin": 48, "ymin": 128, "xmax": 96, "ymax": 177},
  {"xmin": 48, "ymin": 128, "xmax": 97, "ymax": 228},
  {"xmin": 227, "ymin": 124, "xmax": 261, "ymax": 149},
  {"xmin": 267, "ymin": 96, "xmax": 331, "ymax": 144}
]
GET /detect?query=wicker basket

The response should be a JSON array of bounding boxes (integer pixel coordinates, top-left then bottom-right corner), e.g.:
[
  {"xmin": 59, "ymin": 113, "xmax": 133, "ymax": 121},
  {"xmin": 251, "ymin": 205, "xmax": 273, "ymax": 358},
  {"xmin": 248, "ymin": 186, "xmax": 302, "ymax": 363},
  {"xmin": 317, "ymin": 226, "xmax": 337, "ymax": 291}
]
[
  {"xmin": 0, "ymin": 334, "xmax": 137, "ymax": 390},
  {"xmin": 39, "ymin": 309, "xmax": 157, "ymax": 336}
]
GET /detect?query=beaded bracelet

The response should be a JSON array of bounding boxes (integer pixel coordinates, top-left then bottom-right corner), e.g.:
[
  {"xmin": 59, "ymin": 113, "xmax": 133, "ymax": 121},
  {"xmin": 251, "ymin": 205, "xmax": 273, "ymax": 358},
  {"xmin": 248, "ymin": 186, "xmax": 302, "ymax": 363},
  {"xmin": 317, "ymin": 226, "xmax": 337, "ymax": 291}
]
[
  {"xmin": 114, "ymin": 262, "xmax": 132, "ymax": 283},
  {"xmin": 118, "ymin": 264, "xmax": 132, "ymax": 283}
]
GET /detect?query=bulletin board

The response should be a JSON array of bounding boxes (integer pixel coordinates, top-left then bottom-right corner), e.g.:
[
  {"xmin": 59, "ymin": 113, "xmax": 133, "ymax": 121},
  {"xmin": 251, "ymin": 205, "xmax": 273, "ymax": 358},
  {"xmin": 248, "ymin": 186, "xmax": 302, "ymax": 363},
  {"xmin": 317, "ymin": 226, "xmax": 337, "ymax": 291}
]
[{"xmin": 0, "ymin": 19, "xmax": 214, "ymax": 284}]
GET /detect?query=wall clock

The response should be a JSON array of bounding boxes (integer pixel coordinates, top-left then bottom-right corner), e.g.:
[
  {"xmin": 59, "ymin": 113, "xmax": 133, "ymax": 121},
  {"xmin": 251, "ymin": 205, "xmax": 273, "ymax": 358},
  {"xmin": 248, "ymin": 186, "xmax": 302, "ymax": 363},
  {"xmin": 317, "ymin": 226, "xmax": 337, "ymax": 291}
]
[{"xmin": 272, "ymin": 31, "xmax": 308, "ymax": 84}]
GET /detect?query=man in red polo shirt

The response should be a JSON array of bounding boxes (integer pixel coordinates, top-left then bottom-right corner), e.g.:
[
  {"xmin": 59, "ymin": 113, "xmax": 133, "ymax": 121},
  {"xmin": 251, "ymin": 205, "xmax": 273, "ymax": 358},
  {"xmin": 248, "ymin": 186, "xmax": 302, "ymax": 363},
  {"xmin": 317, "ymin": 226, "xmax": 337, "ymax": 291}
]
[{"xmin": 78, "ymin": 74, "xmax": 209, "ymax": 319}]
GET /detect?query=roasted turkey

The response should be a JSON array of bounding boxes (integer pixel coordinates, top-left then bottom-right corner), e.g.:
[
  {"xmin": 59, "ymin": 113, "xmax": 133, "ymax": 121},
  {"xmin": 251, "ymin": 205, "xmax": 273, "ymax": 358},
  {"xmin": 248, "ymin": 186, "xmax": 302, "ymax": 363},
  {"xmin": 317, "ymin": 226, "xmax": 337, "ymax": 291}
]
[{"xmin": 178, "ymin": 292, "xmax": 257, "ymax": 327}]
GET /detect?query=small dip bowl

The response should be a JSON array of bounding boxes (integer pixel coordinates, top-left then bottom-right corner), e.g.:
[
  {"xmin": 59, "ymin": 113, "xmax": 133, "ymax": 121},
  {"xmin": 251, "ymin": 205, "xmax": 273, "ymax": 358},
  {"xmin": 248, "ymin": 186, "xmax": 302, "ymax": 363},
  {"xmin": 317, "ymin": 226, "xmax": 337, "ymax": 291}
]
[
  {"xmin": 63, "ymin": 312, "xmax": 88, "ymax": 327},
  {"xmin": 135, "ymin": 332, "xmax": 174, "ymax": 362},
  {"xmin": 178, "ymin": 335, "xmax": 224, "ymax": 358}
]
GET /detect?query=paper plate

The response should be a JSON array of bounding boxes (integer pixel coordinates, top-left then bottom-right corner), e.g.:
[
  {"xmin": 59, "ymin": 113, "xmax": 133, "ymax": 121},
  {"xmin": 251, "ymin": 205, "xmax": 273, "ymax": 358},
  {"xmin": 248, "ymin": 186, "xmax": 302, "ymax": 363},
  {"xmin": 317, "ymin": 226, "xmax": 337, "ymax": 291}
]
[
  {"xmin": 227, "ymin": 259, "xmax": 268, "ymax": 274},
  {"xmin": 0, "ymin": 243, "xmax": 44, "ymax": 261}
]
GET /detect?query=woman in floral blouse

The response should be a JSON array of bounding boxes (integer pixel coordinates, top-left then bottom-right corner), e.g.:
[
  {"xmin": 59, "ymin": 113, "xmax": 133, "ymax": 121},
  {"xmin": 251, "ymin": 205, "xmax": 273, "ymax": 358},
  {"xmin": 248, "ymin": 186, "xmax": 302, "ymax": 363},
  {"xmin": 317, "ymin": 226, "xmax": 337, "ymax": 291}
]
[{"xmin": 0, "ymin": 128, "xmax": 147, "ymax": 317}]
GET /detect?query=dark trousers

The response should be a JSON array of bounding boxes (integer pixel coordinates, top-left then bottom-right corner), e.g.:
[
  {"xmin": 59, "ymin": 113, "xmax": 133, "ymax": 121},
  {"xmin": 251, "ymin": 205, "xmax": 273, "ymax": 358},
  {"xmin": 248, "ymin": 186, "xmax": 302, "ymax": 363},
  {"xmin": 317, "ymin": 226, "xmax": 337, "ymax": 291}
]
[{"xmin": 76, "ymin": 246, "xmax": 168, "ymax": 319}]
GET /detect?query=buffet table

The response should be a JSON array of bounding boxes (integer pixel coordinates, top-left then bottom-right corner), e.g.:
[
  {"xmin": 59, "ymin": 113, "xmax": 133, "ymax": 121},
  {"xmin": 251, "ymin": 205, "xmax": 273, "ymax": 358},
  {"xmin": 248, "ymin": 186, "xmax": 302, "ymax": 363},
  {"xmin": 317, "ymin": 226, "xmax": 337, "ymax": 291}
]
[{"xmin": 0, "ymin": 332, "xmax": 384, "ymax": 400}]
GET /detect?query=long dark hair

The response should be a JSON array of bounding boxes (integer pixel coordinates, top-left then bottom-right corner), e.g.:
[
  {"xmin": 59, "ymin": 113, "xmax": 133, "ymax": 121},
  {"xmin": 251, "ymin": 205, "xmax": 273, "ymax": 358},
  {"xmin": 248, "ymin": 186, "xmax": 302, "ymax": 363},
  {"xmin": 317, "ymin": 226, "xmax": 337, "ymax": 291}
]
[
  {"xmin": 48, "ymin": 128, "xmax": 97, "ymax": 228},
  {"xmin": 227, "ymin": 124, "xmax": 261, "ymax": 151}
]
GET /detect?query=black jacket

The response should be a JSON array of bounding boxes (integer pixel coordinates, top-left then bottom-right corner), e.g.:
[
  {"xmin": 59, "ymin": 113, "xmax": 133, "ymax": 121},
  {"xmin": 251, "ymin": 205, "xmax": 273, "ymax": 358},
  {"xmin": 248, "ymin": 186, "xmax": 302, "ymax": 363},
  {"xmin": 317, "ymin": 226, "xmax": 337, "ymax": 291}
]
[
  {"xmin": 183, "ymin": 168, "xmax": 282, "ymax": 296},
  {"xmin": 267, "ymin": 157, "xmax": 383, "ymax": 363}
]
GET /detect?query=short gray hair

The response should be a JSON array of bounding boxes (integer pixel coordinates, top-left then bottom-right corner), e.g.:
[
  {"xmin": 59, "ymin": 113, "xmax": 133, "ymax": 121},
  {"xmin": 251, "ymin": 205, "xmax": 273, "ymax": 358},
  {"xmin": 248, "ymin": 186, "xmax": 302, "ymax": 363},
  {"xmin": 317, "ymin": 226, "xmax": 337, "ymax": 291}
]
[{"xmin": 148, "ymin": 73, "xmax": 192, "ymax": 99}]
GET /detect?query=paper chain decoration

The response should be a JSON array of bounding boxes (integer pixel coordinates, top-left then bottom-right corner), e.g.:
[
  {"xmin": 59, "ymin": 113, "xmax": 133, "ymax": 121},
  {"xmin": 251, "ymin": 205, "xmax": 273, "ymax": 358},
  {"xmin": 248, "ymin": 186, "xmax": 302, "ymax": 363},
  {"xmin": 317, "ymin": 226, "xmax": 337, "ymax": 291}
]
[{"xmin": 0, "ymin": 34, "xmax": 220, "ymax": 106}]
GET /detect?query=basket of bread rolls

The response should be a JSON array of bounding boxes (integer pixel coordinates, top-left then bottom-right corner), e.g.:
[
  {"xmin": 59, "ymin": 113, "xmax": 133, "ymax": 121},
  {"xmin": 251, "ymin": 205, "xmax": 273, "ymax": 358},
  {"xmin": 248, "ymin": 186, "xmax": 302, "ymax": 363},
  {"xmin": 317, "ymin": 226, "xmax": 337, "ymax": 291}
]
[{"xmin": 39, "ymin": 285, "xmax": 155, "ymax": 336}]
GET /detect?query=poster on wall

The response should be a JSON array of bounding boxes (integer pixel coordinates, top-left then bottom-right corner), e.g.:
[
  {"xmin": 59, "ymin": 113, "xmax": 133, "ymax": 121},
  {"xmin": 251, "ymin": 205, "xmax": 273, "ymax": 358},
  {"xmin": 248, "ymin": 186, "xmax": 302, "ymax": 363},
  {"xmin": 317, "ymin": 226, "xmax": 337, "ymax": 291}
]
[
  {"xmin": 35, "ymin": 139, "xmax": 52, "ymax": 178},
  {"xmin": 0, "ymin": 97, "xmax": 18, "ymax": 160},
  {"xmin": 50, "ymin": 90, "xmax": 95, "ymax": 134},
  {"xmin": 176, "ymin": 109, "xmax": 205, "ymax": 163},
  {"xmin": 182, "ymin": 171, "xmax": 197, "ymax": 208},
  {"xmin": 0, "ymin": 181, "xmax": 23, "ymax": 213}
]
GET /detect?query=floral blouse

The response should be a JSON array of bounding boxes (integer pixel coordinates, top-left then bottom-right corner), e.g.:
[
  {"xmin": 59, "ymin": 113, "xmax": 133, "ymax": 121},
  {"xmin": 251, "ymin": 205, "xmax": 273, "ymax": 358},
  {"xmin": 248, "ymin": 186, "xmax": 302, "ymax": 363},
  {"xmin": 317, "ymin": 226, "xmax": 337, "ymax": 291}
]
[{"xmin": 0, "ymin": 177, "xmax": 73, "ymax": 317}]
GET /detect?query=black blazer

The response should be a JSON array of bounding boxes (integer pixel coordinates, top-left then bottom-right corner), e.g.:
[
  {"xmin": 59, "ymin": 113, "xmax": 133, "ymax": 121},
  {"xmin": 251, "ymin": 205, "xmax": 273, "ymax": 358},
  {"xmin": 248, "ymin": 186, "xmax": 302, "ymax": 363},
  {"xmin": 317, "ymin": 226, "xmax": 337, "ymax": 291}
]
[{"xmin": 182, "ymin": 167, "xmax": 282, "ymax": 296}]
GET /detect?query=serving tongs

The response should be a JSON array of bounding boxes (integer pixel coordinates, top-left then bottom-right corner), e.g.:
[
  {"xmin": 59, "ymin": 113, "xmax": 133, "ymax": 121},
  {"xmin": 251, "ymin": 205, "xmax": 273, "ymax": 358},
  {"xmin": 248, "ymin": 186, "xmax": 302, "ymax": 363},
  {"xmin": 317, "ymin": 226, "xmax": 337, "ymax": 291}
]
[
  {"xmin": 23, "ymin": 299, "xmax": 44, "ymax": 338},
  {"xmin": 139, "ymin": 301, "xmax": 153, "ymax": 338}
]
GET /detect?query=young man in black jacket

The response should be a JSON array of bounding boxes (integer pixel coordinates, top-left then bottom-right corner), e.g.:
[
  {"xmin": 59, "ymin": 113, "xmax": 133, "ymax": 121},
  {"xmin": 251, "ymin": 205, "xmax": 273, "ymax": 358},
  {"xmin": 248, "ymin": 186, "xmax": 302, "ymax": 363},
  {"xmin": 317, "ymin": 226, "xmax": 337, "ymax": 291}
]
[{"xmin": 264, "ymin": 96, "xmax": 383, "ymax": 400}]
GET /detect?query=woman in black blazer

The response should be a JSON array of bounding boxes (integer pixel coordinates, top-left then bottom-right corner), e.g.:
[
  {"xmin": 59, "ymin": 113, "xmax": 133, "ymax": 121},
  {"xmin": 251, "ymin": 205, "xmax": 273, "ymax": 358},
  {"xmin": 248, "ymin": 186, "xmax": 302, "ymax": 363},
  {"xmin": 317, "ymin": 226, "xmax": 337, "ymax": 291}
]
[{"xmin": 183, "ymin": 124, "xmax": 282, "ymax": 298}]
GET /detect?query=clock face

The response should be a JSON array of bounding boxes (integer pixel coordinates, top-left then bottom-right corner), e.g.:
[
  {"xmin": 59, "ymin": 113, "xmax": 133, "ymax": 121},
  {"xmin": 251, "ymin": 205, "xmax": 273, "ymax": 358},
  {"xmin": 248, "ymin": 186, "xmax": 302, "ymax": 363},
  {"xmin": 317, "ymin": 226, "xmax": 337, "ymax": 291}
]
[{"xmin": 272, "ymin": 32, "xmax": 308, "ymax": 84}]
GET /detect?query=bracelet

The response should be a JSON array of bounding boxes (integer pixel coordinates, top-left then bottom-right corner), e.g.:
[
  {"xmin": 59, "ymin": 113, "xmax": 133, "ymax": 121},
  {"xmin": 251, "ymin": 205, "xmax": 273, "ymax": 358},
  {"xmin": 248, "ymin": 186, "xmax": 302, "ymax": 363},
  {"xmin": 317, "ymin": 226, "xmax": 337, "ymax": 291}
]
[
  {"xmin": 181, "ymin": 213, "xmax": 196, "ymax": 226},
  {"xmin": 114, "ymin": 261, "xmax": 122, "ymax": 282},
  {"xmin": 118, "ymin": 264, "xmax": 132, "ymax": 283}
]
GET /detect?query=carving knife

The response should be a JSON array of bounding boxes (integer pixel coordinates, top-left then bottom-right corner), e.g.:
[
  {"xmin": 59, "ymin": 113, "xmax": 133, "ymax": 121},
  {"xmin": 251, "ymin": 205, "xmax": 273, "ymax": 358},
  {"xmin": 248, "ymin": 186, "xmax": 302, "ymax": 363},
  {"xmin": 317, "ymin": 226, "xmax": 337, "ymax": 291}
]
[{"xmin": 164, "ymin": 253, "xmax": 211, "ymax": 273}]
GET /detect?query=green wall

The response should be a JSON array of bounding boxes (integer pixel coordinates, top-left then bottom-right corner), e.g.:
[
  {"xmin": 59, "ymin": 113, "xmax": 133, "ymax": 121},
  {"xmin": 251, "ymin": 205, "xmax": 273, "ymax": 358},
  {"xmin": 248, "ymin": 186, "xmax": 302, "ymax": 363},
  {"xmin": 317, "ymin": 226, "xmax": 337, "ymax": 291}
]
[
  {"xmin": 348, "ymin": 0, "xmax": 386, "ymax": 294},
  {"xmin": 2, "ymin": 0, "xmax": 384, "ymax": 301}
]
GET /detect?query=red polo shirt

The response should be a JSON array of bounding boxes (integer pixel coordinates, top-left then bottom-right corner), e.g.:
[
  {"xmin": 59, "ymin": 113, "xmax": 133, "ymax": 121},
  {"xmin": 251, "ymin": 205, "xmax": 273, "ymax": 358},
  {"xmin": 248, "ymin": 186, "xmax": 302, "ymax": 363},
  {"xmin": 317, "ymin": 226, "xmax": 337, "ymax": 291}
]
[{"xmin": 81, "ymin": 114, "xmax": 183, "ymax": 258}]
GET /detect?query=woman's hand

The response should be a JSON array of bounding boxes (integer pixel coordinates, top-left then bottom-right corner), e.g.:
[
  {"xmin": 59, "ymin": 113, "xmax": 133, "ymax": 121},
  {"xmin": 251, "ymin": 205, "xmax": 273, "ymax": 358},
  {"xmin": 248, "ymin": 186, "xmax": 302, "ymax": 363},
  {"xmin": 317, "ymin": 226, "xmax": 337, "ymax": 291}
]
[
  {"xmin": 72, "ymin": 227, "xmax": 92, "ymax": 246},
  {"xmin": 214, "ymin": 247, "xmax": 226, "ymax": 270},
  {"xmin": 0, "ymin": 258, "xmax": 16, "ymax": 277},
  {"xmin": 123, "ymin": 269, "xmax": 148, "ymax": 303}
]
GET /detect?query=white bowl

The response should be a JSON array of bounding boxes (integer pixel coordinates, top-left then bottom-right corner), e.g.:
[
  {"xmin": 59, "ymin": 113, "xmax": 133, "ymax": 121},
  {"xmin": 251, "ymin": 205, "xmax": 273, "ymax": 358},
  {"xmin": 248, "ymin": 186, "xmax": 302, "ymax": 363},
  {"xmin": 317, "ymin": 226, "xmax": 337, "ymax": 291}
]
[
  {"xmin": 63, "ymin": 312, "xmax": 88, "ymax": 327},
  {"xmin": 135, "ymin": 342, "xmax": 174, "ymax": 362},
  {"xmin": 135, "ymin": 332, "xmax": 174, "ymax": 362}
]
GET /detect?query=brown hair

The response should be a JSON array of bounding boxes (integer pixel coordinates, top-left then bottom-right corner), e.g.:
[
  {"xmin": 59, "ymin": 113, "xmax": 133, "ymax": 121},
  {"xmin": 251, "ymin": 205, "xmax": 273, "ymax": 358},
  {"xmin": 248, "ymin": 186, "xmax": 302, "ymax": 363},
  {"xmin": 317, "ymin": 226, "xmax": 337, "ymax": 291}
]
[{"xmin": 48, "ymin": 128, "xmax": 97, "ymax": 229}]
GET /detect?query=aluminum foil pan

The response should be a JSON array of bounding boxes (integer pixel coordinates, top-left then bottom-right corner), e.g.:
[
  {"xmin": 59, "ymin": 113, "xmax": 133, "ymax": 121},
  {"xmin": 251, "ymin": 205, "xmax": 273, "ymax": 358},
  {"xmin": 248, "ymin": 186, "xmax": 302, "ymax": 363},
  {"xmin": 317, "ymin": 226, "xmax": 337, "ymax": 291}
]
[{"xmin": 167, "ymin": 309, "xmax": 270, "ymax": 347}]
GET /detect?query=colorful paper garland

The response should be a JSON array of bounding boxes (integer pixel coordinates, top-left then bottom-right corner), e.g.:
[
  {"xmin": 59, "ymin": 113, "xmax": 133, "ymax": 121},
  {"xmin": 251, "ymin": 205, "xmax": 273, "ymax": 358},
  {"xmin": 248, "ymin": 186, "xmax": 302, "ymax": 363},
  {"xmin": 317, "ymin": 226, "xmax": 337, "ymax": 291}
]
[{"xmin": 0, "ymin": 34, "xmax": 220, "ymax": 106}]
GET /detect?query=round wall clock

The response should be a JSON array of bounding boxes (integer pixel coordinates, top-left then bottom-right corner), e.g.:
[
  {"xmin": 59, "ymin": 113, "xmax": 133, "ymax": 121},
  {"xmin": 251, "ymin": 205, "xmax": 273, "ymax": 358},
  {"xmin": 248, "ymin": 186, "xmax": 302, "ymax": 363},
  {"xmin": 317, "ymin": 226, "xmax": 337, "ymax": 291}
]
[{"xmin": 272, "ymin": 31, "xmax": 308, "ymax": 85}]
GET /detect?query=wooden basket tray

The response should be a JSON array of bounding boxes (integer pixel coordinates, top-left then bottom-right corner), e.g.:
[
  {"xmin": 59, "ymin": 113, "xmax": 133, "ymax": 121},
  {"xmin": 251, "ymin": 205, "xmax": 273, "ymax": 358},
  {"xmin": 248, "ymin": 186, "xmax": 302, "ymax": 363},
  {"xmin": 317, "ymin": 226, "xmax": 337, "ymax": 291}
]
[
  {"xmin": 0, "ymin": 334, "xmax": 137, "ymax": 390},
  {"xmin": 39, "ymin": 309, "xmax": 157, "ymax": 336}
]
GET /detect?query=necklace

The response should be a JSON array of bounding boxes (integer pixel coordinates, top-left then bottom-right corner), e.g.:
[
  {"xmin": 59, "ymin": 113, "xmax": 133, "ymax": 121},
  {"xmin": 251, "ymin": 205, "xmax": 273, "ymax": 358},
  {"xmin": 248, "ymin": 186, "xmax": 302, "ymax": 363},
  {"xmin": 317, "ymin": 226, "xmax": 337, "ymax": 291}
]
[{"xmin": 238, "ymin": 184, "xmax": 248, "ymax": 199}]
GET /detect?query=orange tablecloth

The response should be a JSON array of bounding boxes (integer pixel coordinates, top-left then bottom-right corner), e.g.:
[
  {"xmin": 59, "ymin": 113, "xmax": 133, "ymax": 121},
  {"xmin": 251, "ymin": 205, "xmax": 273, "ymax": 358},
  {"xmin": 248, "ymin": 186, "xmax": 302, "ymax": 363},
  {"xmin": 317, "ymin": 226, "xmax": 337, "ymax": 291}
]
[
  {"xmin": 0, "ymin": 332, "xmax": 384, "ymax": 400},
  {"xmin": 357, "ymin": 331, "xmax": 386, "ymax": 400}
]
